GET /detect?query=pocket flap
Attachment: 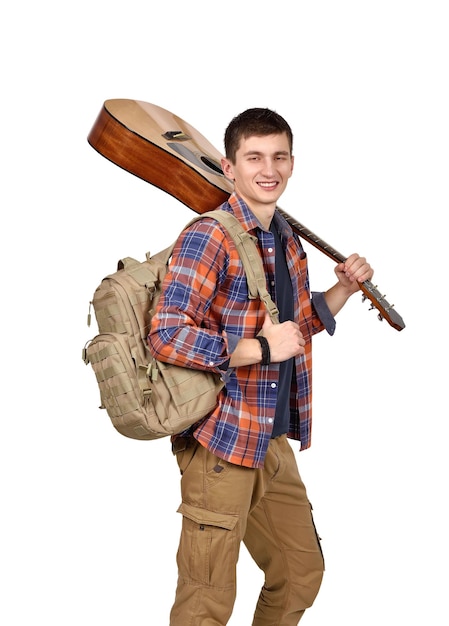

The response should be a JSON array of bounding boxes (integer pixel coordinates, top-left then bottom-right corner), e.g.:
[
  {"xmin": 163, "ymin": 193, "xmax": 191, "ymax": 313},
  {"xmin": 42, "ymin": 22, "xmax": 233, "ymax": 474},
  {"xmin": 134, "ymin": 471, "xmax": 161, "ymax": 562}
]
[{"xmin": 177, "ymin": 503, "xmax": 238, "ymax": 531}]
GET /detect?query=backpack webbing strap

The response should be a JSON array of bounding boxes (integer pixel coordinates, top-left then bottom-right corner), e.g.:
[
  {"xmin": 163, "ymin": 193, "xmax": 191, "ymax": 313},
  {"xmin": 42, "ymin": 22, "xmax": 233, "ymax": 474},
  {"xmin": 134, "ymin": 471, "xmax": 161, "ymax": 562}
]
[
  {"xmin": 188, "ymin": 210, "xmax": 279, "ymax": 324},
  {"xmin": 117, "ymin": 244, "xmax": 175, "ymax": 290}
]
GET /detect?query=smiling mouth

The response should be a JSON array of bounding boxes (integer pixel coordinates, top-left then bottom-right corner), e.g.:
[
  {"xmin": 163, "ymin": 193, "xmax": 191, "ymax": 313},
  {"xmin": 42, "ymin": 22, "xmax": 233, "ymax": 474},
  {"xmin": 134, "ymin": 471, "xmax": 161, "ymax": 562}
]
[{"xmin": 257, "ymin": 182, "xmax": 278, "ymax": 189}]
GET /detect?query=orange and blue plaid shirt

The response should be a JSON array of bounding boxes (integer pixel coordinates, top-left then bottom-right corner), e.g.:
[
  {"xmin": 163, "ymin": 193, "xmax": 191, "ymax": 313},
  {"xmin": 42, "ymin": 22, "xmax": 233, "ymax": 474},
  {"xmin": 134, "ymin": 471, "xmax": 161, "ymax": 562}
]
[{"xmin": 148, "ymin": 194, "xmax": 335, "ymax": 468}]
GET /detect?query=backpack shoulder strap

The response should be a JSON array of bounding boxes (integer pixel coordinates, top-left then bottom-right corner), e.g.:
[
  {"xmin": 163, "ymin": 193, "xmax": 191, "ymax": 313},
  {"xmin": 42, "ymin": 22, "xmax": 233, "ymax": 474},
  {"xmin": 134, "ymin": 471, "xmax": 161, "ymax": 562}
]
[{"xmin": 186, "ymin": 210, "xmax": 279, "ymax": 323}]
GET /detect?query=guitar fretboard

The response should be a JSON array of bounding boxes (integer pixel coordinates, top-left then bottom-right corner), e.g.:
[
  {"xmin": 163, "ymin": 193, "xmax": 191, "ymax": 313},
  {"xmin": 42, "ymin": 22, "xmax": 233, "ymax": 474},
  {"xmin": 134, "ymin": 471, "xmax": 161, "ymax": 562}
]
[{"xmin": 277, "ymin": 207, "xmax": 346, "ymax": 264}]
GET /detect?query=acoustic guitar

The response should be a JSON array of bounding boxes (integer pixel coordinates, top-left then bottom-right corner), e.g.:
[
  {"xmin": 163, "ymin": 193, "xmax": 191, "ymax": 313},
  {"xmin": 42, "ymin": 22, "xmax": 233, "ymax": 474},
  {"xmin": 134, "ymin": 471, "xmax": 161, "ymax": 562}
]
[{"xmin": 88, "ymin": 99, "xmax": 405, "ymax": 331}]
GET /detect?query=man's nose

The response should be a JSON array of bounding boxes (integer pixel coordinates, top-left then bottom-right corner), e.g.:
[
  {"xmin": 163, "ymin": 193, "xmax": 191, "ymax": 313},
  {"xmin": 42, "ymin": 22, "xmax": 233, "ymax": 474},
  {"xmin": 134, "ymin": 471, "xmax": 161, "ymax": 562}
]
[{"xmin": 261, "ymin": 158, "xmax": 275, "ymax": 175}]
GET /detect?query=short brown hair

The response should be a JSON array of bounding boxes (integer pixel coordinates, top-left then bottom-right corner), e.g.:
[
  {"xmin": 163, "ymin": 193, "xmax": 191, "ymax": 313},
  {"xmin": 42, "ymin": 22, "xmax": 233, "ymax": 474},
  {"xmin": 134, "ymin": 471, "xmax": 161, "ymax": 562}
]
[{"xmin": 224, "ymin": 108, "xmax": 293, "ymax": 163}]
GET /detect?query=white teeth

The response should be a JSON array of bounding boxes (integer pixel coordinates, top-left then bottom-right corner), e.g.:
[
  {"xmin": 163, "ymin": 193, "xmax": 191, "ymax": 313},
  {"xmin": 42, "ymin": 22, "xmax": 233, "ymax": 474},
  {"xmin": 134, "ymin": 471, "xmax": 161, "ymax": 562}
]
[{"xmin": 259, "ymin": 182, "xmax": 276, "ymax": 187}]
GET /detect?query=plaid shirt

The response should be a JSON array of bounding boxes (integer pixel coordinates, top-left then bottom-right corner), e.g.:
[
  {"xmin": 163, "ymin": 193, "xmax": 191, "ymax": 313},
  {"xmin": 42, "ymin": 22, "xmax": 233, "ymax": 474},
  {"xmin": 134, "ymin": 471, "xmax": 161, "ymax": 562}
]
[{"xmin": 148, "ymin": 193, "xmax": 335, "ymax": 468}]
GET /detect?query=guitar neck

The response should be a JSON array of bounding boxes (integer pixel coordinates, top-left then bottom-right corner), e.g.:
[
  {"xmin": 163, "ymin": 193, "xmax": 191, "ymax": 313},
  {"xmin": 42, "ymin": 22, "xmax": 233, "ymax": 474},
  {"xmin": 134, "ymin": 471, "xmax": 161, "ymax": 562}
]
[
  {"xmin": 276, "ymin": 207, "xmax": 346, "ymax": 264},
  {"xmin": 275, "ymin": 207, "xmax": 404, "ymax": 331}
]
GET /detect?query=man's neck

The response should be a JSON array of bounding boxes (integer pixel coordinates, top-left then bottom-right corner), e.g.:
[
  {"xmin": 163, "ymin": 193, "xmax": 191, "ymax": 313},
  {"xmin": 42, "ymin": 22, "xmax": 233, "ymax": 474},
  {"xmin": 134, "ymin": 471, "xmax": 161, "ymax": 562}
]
[{"xmin": 238, "ymin": 196, "xmax": 276, "ymax": 230}]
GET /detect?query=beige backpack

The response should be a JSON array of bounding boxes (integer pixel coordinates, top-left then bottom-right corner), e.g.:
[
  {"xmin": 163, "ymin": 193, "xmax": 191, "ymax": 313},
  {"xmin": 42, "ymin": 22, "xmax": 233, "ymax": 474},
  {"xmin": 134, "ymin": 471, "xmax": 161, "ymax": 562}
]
[{"xmin": 82, "ymin": 210, "xmax": 279, "ymax": 440}]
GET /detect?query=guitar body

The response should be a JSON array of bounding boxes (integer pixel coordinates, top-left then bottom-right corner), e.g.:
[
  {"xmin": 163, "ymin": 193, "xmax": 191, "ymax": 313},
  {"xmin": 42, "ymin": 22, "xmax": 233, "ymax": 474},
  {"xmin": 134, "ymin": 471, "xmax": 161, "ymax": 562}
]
[
  {"xmin": 88, "ymin": 99, "xmax": 233, "ymax": 213},
  {"xmin": 88, "ymin": 99, "xmax": 405, "ymax": 331}
]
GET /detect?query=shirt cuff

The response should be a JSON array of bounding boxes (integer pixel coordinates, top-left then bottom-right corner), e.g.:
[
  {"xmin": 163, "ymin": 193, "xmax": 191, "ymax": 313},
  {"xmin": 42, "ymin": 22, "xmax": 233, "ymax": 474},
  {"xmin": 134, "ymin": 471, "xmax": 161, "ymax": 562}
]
[
  {"xmin": 217, "ymin": 332, "xmax": 241, "ymax": 379},
  {"xmin": 312, "ymin": 291, "xmax": 336, "ymax": 335},
  {"xmin": 225, "ymin": 332, "xmax": 241, "ymax": 355}
]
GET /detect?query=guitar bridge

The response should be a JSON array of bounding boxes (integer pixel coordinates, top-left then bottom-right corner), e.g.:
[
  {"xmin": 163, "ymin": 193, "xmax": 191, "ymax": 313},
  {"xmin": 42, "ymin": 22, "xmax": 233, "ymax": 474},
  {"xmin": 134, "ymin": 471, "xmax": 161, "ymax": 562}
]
[{"xmin": 162, "ymin": 130, "xmax": 191, "ymax": 141}]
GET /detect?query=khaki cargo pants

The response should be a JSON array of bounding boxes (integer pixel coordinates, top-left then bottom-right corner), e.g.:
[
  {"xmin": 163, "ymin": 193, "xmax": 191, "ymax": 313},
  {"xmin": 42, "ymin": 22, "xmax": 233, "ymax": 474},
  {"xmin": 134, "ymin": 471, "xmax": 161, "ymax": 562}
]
[{"xmin": 170, "ymin": 435, "xmax": 324, "ymax": 625}]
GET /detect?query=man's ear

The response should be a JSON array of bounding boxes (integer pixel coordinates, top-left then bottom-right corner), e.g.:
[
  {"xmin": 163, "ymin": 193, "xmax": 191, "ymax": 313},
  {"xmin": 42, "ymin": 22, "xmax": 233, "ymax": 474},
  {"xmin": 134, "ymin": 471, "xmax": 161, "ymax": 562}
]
[
  {"xmin": 221, "ymin": 157, "xmax": 234, "ymax": 181},
  {"xmin": 289, "ymin": 154, "xmax": 295, "ymax": 178}
]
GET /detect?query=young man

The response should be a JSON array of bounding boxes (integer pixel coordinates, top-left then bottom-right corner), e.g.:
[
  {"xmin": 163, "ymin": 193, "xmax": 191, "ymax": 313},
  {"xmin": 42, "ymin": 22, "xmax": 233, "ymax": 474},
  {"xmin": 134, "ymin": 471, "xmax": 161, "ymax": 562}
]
[{"xmin": 148, "ymin": 108, "xmax": 374, "ymax": 625}]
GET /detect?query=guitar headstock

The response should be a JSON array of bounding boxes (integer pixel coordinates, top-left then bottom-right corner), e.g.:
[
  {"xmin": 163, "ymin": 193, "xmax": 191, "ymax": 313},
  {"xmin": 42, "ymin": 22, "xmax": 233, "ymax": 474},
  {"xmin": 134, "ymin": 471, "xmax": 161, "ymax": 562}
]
[{"xmin": 360, "ymin": 280, "xmax": 405, "ymax": 331}]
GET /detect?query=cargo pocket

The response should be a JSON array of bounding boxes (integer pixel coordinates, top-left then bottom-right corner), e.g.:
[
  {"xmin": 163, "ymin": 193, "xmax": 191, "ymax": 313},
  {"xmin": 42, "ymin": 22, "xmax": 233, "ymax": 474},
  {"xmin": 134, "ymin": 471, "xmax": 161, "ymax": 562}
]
[{"xmin": 176, "ymin": 502, "xmax": 239, "ymax": 589}]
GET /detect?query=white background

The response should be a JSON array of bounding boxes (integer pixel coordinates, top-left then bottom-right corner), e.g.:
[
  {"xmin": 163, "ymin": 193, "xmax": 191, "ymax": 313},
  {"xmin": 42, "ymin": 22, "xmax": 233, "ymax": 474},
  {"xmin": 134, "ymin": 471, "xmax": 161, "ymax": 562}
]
[{"xmin": 2, "ymin": 1, "xmax": 448, "ymax": 624}]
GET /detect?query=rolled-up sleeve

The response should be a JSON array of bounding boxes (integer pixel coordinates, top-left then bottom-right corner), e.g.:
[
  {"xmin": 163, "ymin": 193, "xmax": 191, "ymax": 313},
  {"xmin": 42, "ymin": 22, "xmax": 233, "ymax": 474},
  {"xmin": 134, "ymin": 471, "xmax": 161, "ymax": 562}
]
[{"xmin": 311, "ymin": 291, "xmax": 336, "ymax": 335}]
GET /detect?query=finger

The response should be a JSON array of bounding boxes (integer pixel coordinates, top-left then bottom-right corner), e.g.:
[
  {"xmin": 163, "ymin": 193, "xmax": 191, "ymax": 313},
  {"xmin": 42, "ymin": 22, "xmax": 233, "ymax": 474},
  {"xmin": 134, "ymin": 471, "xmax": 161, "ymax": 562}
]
[{"xmin": 262, "ymin": 312, "xmax": 274, "ymax": 330}]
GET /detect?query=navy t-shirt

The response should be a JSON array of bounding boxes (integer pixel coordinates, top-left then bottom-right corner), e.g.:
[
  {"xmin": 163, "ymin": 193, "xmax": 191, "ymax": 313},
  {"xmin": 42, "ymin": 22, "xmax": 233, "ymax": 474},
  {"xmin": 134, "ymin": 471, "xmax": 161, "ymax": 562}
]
[{"xmin": 269, "ymin": 221, "xmax": 295, "ymax": 438}]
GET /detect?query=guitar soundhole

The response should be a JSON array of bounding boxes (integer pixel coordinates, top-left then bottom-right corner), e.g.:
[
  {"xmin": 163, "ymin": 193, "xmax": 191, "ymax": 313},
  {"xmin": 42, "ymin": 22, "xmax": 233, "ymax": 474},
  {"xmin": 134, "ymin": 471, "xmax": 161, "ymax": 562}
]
[
  {"xmin": 167, "ymin": 142, "xmax": 225, "ymax": 177},
  {"xmin": 200, "ymin": 157, "xmax": 223, "ymax": 175}
]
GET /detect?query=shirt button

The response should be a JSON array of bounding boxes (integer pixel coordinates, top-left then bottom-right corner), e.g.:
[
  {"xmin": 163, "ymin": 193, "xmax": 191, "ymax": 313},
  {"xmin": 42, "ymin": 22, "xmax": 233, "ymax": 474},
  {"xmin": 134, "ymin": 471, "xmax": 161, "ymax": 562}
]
[
  {"xmin": 271, "ymin": 383, "xmax": 277, "ymax": 389},
  {"xmin": 208, "ymin": 361, "xmax": 214, "ymax": 366},
  {"xmin": 268, "ymin": 247, "xmax": 273, "ymax": 253},
  {"xmin": 268, "ymin": 418, "xmax": 274, "ymax": 424}
]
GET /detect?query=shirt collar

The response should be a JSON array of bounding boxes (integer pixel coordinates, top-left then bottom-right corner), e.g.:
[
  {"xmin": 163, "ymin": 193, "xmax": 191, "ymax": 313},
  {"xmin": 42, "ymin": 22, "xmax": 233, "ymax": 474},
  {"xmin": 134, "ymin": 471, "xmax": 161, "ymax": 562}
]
[{"xmin": 224, "ymin": 192, "xmax": 294, "ymax": 240}]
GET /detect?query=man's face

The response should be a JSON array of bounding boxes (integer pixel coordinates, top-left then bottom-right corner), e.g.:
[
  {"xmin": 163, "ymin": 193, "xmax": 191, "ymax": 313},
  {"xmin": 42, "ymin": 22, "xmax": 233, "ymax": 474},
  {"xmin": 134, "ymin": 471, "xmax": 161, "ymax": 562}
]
[{"xmin": 221, "ymin": 132, "xmax": 294, "ymax": 214}]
